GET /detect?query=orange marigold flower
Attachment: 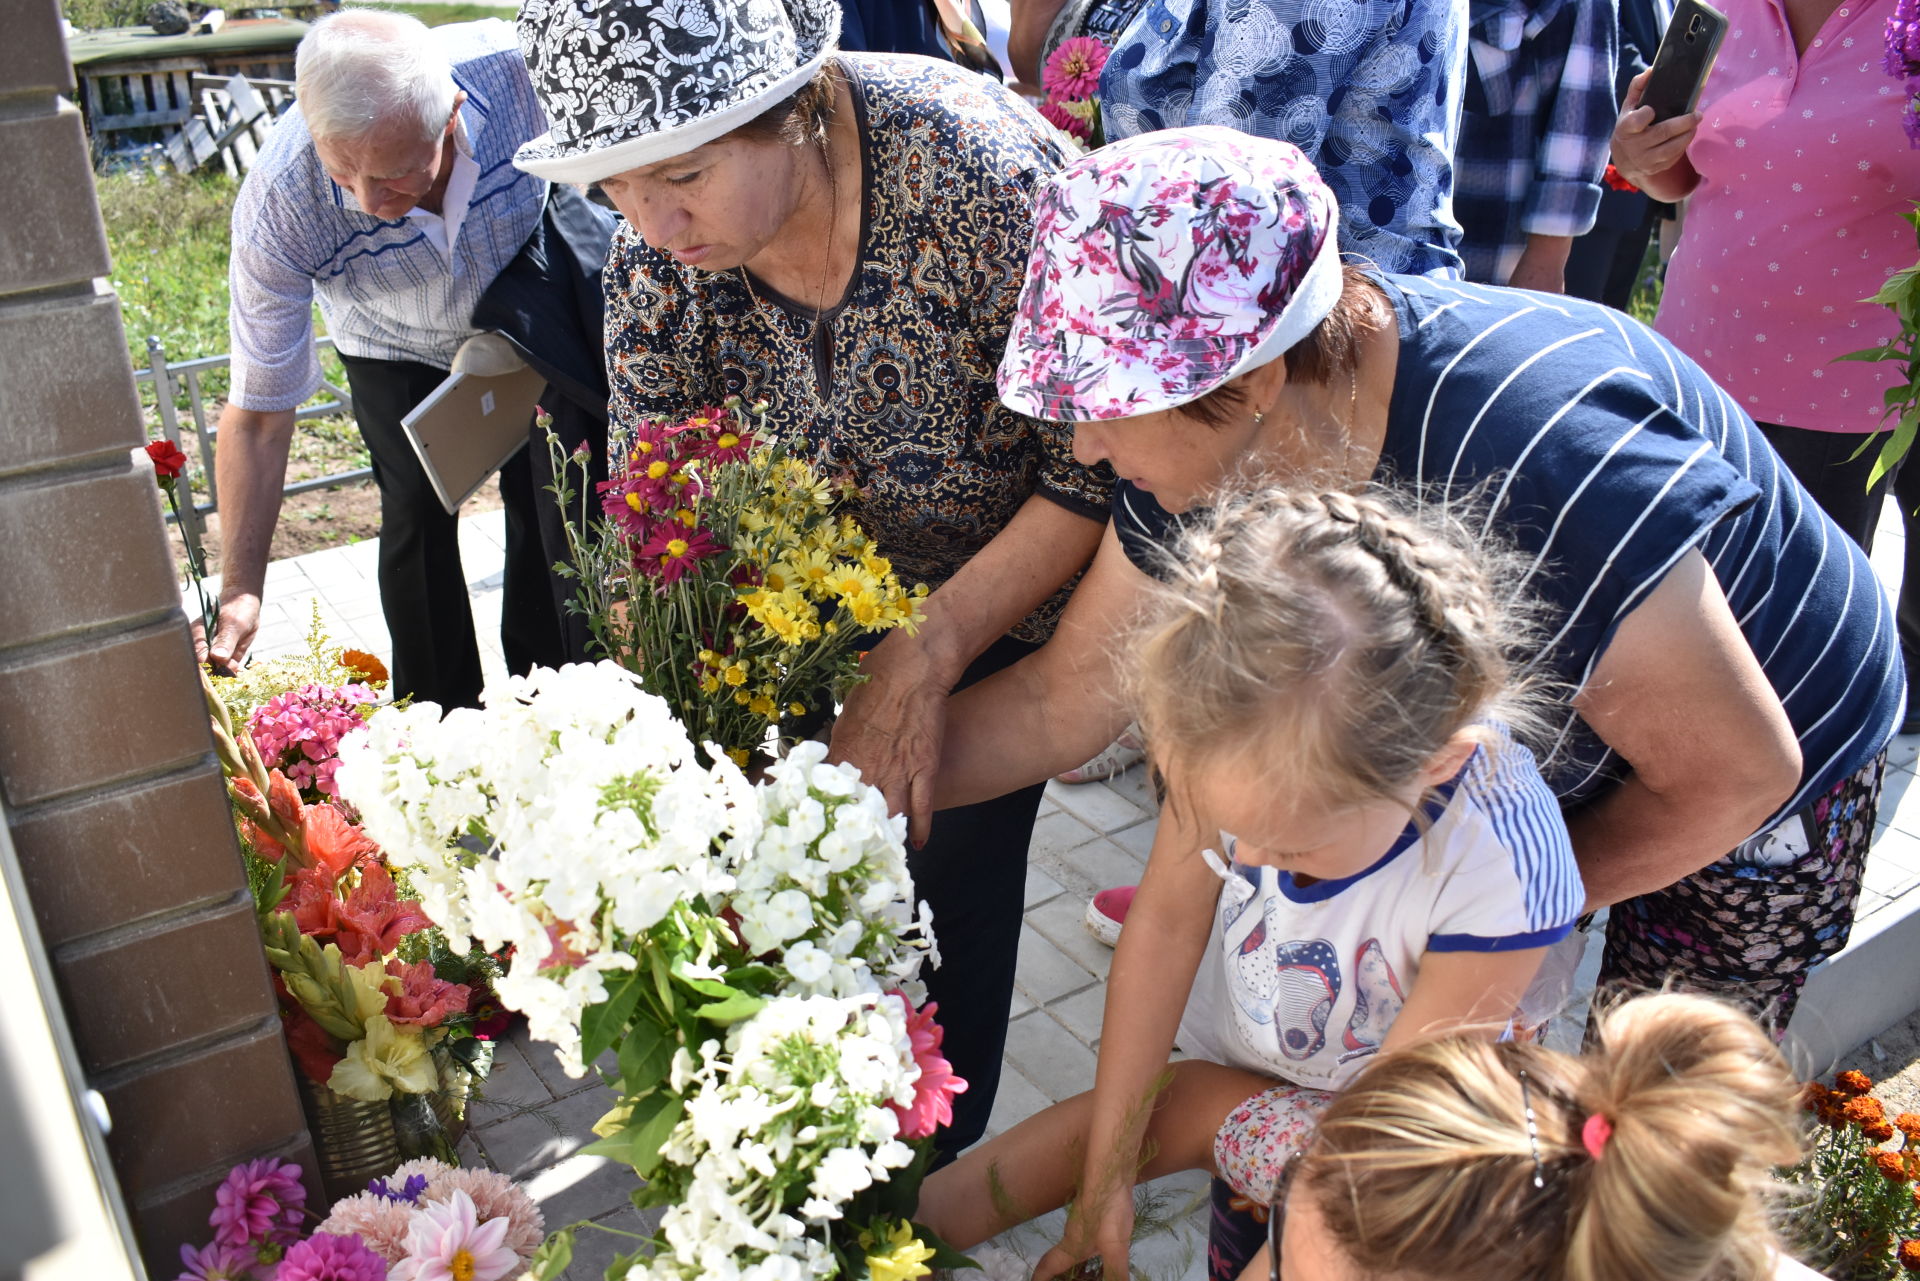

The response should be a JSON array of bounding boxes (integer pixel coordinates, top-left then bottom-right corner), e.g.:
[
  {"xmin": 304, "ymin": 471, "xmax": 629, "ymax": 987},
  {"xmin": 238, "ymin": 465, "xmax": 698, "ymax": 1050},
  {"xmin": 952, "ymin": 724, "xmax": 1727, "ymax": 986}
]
[
  {"xmin": 1804, "ymin": 1083, "xmax": 1831, "ymax": 1111},
  {"xmin": 339, "ymin": 648, "xmax": 389, "ymax": 686},
  {"xmin": 1867, "ymin": 1120, "xmax": 1899, "ymax": 1143},
  {"xmin": 1899, "ymin": 1239, "xmax": 1920, "ymax": 1272},
  {"xmin": 1843, "ymin": 1095, "xmax": 1889, "ymax": 1125},
  {"xmin": 1897, "ymin": 1112, "xmax": 1920, "ymax": 1142},
  {"xmin": 1873, "ymin": 1150, "xmax": 1912, "ymax": 1183},
  {"xmin": 1835, "ymin": 1069, "xmax": 1874, "ymax": 1096}
]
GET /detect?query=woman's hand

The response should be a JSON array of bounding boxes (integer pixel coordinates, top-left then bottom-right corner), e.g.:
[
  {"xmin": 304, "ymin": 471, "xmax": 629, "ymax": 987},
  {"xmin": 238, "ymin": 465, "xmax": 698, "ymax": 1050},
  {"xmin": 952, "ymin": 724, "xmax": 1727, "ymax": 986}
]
[
  {"xmin": 1610, "ymin": 69, "xmax": 1703, "ymax": 203},
  {"xmin": 828, "ymin": 631, "xmax": 952, "ymax": 846}
]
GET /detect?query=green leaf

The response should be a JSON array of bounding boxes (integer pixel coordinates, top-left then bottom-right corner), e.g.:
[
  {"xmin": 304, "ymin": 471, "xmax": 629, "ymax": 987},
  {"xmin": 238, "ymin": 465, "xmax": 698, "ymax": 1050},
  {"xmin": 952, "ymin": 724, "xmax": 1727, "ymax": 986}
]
[
  {"xmin": 649, "ymin": 947, "xmax": 674, "ymax": 1013},
  {"xmin": 617, "ymin": 1018, "xmax": 675, "ymax": 1095},
  {"xmin": 1833, "ymin": 345, "xmax": 1903, "ymax": 364},
  {"xmin": 581, "ymin": 971, "xmax": 645, "ymax": 1068},
  {"xmin": 583, "ymin": 1091, "xmax": 686, "ymax": 1179},
  {"xmin": 909, "ymin": 1221, "xmax": 980, "ymax": 1272},
  {"xmin": 1867, "ymin": 409, "xmax": 1920, "ymax": 490},
  {"xmin": 528, "ymin": 1227, "xmax": 574, "ymax": 1280},
  {"xmin": 676, "ymin": 974, "xmax": 741, "ymax": 1000},
  {"xmin": 695, "ymin": 990, "xmax": 767, "ymax": 1024}
]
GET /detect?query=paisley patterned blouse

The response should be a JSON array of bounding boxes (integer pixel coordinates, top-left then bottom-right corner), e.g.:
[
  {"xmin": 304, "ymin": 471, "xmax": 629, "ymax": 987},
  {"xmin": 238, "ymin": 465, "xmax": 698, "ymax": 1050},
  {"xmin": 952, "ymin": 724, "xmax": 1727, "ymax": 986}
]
[{"xmin": 602, "ymin": 54, "xmax": 1112, "ymax": 642}]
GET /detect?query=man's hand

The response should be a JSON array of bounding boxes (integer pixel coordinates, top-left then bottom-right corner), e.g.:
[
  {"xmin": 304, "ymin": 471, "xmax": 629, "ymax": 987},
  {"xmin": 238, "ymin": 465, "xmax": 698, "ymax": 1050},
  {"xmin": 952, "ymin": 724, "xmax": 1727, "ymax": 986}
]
[{"xmin": 205, "ymin": 591, "xmax": 263, "ymax": 675}]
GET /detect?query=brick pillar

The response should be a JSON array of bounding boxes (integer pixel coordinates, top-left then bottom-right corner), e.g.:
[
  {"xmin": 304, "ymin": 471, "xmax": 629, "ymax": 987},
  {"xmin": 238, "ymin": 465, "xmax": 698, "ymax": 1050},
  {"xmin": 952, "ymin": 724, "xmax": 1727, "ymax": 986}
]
[{"xmin": 0, "ymin": 1, "xmax": 315, "ymax": 1270}]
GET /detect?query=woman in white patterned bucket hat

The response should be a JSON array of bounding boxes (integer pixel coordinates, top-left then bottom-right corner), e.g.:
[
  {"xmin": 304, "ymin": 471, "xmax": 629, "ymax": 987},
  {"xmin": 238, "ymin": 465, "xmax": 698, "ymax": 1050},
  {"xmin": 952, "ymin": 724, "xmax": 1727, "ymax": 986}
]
[{"xmin": 512, "ymin": 0, "xmax": 1116, "ymax": 1158}]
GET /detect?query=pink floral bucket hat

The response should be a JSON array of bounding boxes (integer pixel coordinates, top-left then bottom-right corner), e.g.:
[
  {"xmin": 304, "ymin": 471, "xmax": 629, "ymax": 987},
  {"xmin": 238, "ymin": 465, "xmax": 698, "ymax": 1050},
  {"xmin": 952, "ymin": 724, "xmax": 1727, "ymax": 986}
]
[{"xmin": 997, "ymin": 126, "xmax": 1343, "ymax": 422}]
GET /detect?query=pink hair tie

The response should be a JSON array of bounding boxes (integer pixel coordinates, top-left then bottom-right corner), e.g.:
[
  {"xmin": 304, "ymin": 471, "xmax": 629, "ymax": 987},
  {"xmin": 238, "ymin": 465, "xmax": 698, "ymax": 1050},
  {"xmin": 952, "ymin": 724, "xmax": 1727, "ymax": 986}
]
[{"xmin": 1581, "ymin": 1113, "xmax": 1614, "ymax": 1160}]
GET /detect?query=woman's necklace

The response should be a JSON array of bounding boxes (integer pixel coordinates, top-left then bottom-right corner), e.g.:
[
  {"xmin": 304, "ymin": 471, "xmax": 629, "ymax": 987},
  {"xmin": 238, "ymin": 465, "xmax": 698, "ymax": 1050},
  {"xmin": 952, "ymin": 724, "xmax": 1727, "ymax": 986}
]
[{"xmin": 737, "ymin": 136, "xmax": 843, "ymax": 402}]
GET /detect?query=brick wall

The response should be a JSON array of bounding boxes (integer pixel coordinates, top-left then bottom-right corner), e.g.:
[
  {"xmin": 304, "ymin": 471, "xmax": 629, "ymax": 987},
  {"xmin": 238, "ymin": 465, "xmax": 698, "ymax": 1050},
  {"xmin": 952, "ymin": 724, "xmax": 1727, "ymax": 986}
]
[{"xmin": 0, "ymin": 0, "xmax": 315, "ymax": 1269}]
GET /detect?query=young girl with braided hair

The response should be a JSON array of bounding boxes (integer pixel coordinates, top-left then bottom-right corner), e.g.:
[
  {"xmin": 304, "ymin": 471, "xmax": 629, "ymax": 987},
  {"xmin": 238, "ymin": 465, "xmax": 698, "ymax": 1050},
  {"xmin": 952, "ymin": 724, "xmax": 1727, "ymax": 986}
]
[
  {"xmin": 1260, "ymin": 991, "xmax": 1821, "ymax": 1281},
  {"xmin": 916, "ymin": 484, "xmax": 1585, "ymax": 1277}
]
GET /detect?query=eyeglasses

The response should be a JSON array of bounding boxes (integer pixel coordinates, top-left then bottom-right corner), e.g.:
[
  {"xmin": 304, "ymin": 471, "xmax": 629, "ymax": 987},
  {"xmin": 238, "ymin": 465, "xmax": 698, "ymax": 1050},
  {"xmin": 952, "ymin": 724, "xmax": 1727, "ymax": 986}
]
[{"xmin": 1267, "ymin": 1153, "xmax": 1303, "ymax": 1281}]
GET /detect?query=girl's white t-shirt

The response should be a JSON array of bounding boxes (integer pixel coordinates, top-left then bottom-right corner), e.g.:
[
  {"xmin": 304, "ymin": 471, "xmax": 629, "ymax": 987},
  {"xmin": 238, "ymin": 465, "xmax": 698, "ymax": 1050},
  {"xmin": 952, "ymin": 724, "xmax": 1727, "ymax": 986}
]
[{"xmin": 1177, "ymin": 739, "xmax": 1584, "ymax": 1090}]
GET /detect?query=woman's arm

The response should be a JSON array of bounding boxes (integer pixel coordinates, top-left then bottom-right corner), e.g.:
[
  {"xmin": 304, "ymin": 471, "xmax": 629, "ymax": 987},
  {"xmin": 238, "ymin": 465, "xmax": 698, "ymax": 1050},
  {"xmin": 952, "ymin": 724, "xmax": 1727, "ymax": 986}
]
[
  {"xmin": 1031, "ymin": 795, "xmax": 1223, "ymax": 1281},
  {"xmin": 1565, "ymin": 548, "xmax": 1802, "ymax": 910},
  {"xmin": 925, "ymin": 519, "xmax": 1150, "ymax": 814},
  {"xmin": 827, "ymin": 494, "xmax": 1103, "ymax": 836},
  {"xmin": 1007, "ymin": 0, "xmax": 1071, "ymax": 86}
]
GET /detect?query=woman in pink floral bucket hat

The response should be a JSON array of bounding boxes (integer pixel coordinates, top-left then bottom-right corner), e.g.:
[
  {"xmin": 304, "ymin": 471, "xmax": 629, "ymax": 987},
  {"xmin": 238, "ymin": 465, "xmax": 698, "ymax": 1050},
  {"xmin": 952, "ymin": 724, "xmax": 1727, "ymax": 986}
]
[
  {"xmin": 512, "ymin": 0, "xmax": 1114, "ymax": 1157},
  {"xmin": 908, "ymin": 127, "xmax": 1901, "ymax": 1277}
]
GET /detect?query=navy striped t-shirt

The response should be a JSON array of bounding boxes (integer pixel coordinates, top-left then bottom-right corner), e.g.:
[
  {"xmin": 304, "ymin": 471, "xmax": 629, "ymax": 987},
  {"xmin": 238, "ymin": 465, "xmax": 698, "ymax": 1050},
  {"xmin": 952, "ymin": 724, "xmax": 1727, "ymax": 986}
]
[{"xmin": 1117, "ymin": 274, "xmax": 1902, "ymax": 829}]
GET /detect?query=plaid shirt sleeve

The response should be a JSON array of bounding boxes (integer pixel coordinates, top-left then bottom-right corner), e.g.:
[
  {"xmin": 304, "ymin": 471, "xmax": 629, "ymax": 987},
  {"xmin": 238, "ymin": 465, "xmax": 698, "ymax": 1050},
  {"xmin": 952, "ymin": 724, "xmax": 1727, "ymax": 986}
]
[{"xmin": 1521, "ymin": 0, "xmax": 1620, "ymax": 238}]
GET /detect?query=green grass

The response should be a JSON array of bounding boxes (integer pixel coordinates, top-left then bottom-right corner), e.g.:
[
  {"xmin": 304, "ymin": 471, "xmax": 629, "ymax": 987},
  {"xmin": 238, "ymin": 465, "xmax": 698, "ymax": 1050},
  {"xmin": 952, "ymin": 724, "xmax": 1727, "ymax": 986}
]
[
  {"xmin": 98, "ymin": 168, "xmax": 238, "ymax": 384},
  {"xmin": 344, "ymin": 1, "xmax": 519, "ymax": 25}
]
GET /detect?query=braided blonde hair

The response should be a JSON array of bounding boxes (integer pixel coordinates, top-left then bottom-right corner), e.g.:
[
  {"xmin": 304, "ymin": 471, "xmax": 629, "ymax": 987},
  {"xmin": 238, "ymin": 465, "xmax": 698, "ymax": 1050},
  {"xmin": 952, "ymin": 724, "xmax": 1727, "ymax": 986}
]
[
  {"xmin": 1132, "ymin": 484, "xmax": 1549, "ymax": 815},
  {"xmin": 1302, "ymin": 992, "xmax": 1804, "ymax": 1281}
]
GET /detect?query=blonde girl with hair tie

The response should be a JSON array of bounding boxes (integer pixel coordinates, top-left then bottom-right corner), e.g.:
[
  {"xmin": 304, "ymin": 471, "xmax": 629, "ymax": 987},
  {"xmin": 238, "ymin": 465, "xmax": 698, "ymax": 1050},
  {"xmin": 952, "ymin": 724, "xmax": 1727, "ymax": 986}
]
[
  {"xmin": 1257, "ymin": 991, "xmax": 1822, "ymax": 1281},
  {"xmin": 916, "ymin": 483, "xmax": 1585, "ymax": 1277}
]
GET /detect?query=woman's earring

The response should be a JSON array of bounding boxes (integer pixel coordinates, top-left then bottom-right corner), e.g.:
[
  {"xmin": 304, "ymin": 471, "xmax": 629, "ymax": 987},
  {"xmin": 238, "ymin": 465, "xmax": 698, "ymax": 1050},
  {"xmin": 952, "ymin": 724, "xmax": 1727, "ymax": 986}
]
[{"xmin": 1253, "ymin": 411, "xmax": 1266, "ymax": 427}]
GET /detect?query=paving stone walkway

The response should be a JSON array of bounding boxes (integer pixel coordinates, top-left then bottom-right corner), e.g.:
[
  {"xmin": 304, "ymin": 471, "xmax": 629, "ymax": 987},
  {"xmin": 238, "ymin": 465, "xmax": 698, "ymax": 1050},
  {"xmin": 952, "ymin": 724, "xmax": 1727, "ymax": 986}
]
[{"xmin": 233, "ymin": 503, "xmax": 1920, "ymax": 1280}]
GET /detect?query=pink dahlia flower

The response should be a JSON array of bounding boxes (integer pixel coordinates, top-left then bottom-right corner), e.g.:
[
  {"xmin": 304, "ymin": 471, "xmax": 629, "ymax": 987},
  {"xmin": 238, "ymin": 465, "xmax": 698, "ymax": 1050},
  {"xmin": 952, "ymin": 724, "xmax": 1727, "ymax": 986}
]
[
  {"xmin": 1043, "ymin": 35, "xmax": 1108, "ymax": 101},
  {"xmin": 276, "ymin": 1233, "xmax": 388, "ymax": 1281},
  {"xmin": 209, "ymin": 1158, "xmax": 308, "ymax": 1248},
  {"xmin": 389, "ymin": 1189, "xmax": 519, "ymax": 1281},
  {"xmin": 890, "ymin": 994, "xmax": 968, "ymax": 1140}
]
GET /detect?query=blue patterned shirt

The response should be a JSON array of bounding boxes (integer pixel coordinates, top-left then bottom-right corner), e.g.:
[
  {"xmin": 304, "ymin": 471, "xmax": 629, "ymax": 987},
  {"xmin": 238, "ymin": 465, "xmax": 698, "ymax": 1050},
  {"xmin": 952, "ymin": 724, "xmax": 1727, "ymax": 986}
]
[
  {"xmin": 1455, "ymin": 0, "xmax": 1619, "ymax": 284},
  {"xmin": 1098, "ymin": 0, "xmax": 1469, "ymax": 278},
  {"xmin": 227, "ymin": 20, "xmax": 548, "ymax": 411}
]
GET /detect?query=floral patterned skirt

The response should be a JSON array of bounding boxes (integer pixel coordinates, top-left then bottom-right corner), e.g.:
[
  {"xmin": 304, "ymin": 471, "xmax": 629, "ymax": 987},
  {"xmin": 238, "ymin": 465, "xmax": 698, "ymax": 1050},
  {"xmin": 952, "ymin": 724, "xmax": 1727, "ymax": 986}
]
[{"xmin": 1598, "ymin": 750, "xmax": 1886, "ymax": 1033}]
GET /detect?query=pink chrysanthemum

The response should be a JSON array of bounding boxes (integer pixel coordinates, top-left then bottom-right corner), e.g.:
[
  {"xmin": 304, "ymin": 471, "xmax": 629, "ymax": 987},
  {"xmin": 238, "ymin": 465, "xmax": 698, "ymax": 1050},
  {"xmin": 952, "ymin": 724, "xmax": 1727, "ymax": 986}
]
[
  {"xmin": 889, "ymin": 994, "xmax": 968, "ymax": 1140},
  {"xmin": 318, "ymin": 1192, "xmax": 418, "ymax": 1264},
  {"xmin": 1038, "ymin": 96, "xmax": 1091, "ymax": 141},
  {"xmin": 248, "ymin": 683, "xmax": 378, "ymax": 797},
  {"xmin": 1043, "ymin": 35, "xmax": 1109, "ymax": 100},
  {"xmin": 276, "ymin": 1233, "xmax": 388, "ymax": 1281},
  {"xmin": 175, "ymin": 1239, "xmax": 254, "ymax": 1281},
  {"xmin": 390, "ymin": 1190, "xmax": 519, "ymax": 1281},
  {"xmin": 430, "ymin": 1166, "xmax": 546, "ymax": 1261}
]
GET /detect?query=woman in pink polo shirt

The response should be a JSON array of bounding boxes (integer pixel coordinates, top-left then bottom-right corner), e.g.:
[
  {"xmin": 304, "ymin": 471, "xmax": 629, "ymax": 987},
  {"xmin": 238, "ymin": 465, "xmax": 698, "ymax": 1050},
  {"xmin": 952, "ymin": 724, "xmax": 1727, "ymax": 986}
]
[{"xmin": 1614, "ymin": 0, "xmax": 1920, "ymax": 720}]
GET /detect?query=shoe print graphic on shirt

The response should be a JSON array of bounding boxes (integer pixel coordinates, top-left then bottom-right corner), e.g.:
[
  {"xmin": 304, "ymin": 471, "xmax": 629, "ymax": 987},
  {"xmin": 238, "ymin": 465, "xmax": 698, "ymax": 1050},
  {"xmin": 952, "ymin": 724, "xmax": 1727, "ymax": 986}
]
[
  {"xmin": 1226, "ymin": 901, "xmax": 1342, "ymax": 1063},
  {"xmin": 1339, "ymin": 937, "xmax": 1405, "ymax": 1064}
]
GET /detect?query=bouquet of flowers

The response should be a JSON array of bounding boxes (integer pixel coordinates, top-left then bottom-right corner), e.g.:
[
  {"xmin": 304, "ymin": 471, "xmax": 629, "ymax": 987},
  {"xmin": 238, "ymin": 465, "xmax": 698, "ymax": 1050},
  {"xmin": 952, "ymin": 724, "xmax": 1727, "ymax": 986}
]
[
  {"xmin": 549, "ymin": 401, "xmax": 924, "ymax": 766},
  {"xmin": 1788, "ymin": 1070, "xmax": 1920, "ymax": 1279},
  {"xmin": 200, "ymin": 622, "xmax": 500, "ymax": 1159},
  {"xmin": 1038, "ymin": 36, "xmax": 1108, "ymax": 147},
  {"xmin": 335, "ymin": 662, "xmax": 969, "ymax": 1281},
  {"xmin": 1888, "ymin": 0, "xmax": 1920, "ymax": 148},
  {"xmin": 172, "ymin": 1156, "xmax": 543, "ymax": 1281}
]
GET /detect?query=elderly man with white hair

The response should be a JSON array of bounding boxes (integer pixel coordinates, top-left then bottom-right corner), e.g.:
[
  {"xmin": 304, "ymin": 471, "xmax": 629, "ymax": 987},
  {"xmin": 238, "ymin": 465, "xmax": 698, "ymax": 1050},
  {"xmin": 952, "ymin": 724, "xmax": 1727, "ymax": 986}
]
[{"xmin": 208, "ymin": 10, "xmax": 613, "ymax": 706}]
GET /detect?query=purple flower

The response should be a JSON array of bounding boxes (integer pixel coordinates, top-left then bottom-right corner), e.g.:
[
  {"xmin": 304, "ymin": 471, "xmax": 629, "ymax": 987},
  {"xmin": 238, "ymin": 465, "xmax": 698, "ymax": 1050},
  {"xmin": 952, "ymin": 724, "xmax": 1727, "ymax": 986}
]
[
  {"xmin": 1888, "ymin": 0, "xmax": 1920, "ymax": 77},
  {"xmin": 368, "ymin": 1173, "xmax": 430, "ymax": 1204},
  {"xmin": 176, "ymin": 1240, "xmax": 255, "ymax": 1281},
  {"xmin": 209, "ymin": 1158, "xmax": 308, "ymax": 1248},
  {"xmin": 275, "ymin": 1233, "xmax": 388, "ymax": 1281}
]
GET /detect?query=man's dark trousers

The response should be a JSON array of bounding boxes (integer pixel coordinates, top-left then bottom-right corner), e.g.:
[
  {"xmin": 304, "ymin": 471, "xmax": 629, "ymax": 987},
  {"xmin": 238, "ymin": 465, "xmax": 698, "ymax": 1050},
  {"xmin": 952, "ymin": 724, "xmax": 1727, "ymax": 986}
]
[{"xmin": 336, "ymin": 352, "xmax": 565, "ymax": 709}]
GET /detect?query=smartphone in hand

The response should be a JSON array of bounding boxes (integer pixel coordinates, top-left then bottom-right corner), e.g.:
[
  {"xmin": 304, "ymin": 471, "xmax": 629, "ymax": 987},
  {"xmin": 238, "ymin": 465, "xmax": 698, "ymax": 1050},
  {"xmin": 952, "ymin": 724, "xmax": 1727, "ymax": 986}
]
[{"xmin": 1641, "ymin": 0, "xmax": 1729, "ymax": 121}]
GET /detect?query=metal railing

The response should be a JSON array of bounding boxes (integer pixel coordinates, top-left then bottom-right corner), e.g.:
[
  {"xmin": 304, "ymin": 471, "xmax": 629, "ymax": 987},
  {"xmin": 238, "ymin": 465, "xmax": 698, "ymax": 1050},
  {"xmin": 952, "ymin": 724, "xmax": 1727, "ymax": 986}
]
[{"xmin": 135, "ymin": 333, "xmax": 367, "ymax": 551}]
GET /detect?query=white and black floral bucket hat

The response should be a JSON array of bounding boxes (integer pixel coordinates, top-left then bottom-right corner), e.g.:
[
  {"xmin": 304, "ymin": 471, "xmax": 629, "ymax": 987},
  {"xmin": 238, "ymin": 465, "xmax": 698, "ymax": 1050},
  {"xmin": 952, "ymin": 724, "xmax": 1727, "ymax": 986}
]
[{"xmin": 513, "ymin": 0, "xmax": 841, "ymax": 184}]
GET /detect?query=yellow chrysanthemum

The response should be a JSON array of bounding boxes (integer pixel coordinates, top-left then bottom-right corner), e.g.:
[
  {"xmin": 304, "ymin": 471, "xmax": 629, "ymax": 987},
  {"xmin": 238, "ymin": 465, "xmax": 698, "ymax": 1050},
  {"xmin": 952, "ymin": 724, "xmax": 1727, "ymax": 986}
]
[
  {"xmin": 827, "ymin": 563, "xmax": 884, "ymax": 602},
  {"xmin": 847, "ymin": 590, "xmax": 886, "ymax": 629},
  {"xmin": 723, "ymin": 663, "xmax": 748, "ymax": 687},
  {"xmin": 749, "ymin": 694, "xmax": 776, "ymax": 717}
]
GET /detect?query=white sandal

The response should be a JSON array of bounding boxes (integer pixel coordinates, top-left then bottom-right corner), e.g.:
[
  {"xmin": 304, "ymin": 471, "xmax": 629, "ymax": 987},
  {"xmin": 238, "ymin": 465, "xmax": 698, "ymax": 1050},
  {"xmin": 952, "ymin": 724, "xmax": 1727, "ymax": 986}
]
[{"xmin": 1055, "ymin": 726, "xmax": 1145, "ymax": 784}]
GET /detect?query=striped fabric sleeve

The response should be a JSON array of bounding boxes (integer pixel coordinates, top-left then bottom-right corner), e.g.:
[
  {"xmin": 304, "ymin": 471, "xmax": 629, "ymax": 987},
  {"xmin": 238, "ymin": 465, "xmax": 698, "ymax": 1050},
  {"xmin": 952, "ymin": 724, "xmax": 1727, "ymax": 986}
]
[
  {"xmin": 1426, "ymin": 740, "xmax": 1585, "ymax": 953},
  {"xmin": 226, "ymin": 178, "xmax": 324, "ymax": 413}
]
